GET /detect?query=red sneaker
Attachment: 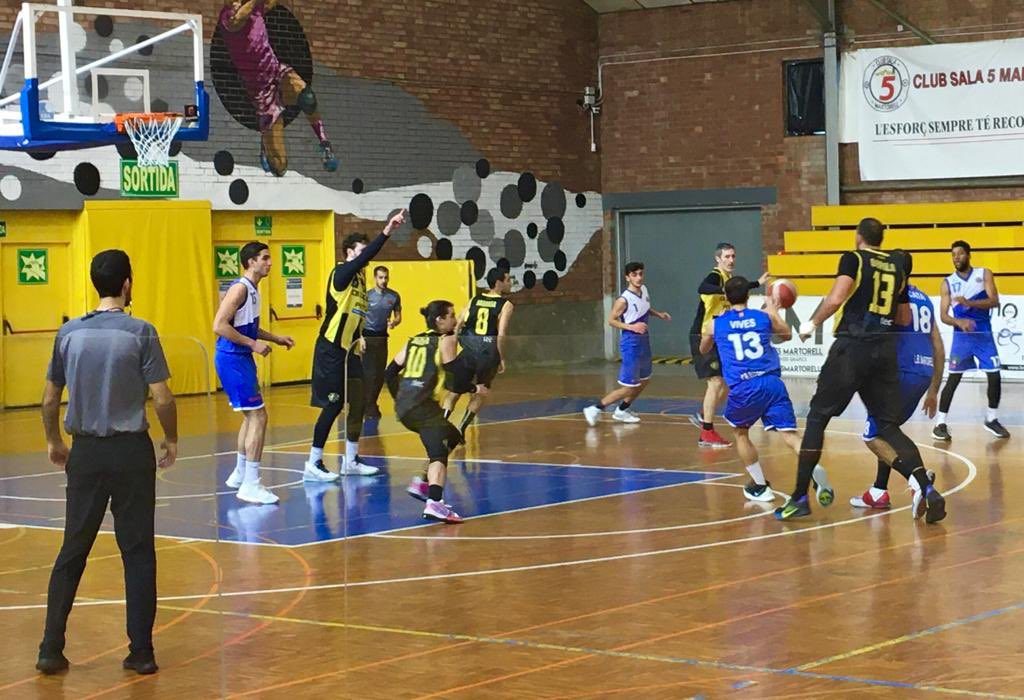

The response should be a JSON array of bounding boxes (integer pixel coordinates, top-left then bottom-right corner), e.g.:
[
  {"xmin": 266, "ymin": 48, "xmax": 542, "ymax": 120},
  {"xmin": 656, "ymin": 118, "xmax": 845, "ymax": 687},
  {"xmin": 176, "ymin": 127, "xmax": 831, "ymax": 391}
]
[
  {"xmin": 698, "ymin": 428, "xmax": 732, "ymax": 449},
  {"xmin": 849, "ymin": 488, "xmax": 891, "ymax": 509}
]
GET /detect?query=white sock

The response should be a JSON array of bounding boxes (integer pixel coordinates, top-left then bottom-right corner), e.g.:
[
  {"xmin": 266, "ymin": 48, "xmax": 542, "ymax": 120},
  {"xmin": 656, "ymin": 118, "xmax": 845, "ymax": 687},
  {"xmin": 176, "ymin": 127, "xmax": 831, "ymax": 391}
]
[
  {"xmin": 936, "ymin": 412, "xmax": 947, "ymax": 425},
  {"xmin": 309, "ymin": 446, "xmax": 324, "ymax": 464},
  {"xmin": 987, "ymin": 408, "xmax": 998, "ymax": 422},
  {"xmin": 234, "ymin": 452, "xmax": 245, "ymax": 474},
  {"xmin": 869, "ymin": 486, "xmax": 887, "ymax": 498},
  {"xmin": 745, "ymin": 461, "xmax": 766, "ymax": 485},
  {"xmin": 244, "ymin": 460, "xmax": 260, "ymax": 484},
  {"xmin": 909, "ymin": 473, "xmax": 925, "ymax": 492},
  {"xmin": 345, "ymin": 440, "xmax": 359, "ymax": 463},
  {"xmin": 812, "ymin": 464, "xmax": 831, "ymax": 490}
]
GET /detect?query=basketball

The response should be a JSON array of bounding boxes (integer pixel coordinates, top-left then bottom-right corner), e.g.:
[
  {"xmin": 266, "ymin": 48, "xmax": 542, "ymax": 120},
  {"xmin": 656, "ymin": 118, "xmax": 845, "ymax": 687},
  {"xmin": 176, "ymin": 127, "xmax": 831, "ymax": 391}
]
[{"xmin": 769, "ymin": 278, "xmax": 798, "ymax": 308}]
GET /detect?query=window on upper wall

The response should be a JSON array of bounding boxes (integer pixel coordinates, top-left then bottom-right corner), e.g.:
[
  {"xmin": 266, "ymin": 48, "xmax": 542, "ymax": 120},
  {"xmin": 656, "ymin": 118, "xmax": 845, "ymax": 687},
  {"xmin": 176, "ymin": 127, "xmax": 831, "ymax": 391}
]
[{"xmin": 785, "ymin": 59, "xmax": 825, "ymax": 136}]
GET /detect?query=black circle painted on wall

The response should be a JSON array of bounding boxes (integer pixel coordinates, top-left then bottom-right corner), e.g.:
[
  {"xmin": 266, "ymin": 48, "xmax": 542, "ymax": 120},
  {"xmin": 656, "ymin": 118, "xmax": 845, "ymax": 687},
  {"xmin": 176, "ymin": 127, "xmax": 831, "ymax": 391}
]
[
  {"xmin": 136, "ymin": 35, "xmax": 154, "ymax": 56},
  {"xmin": 211, "ymin": 5, "xmax": 313, "ymax": 131},
  {"xmin": 73, "ymin": 163, "xmax": 101, "ymax": 195},
  {"xmin": 496, "ymin": 257, "xmax": 511, "ymax": 272},
  {"xmin": 542, "ymin": 270, "xmax": 559, "ymax": 291},
  {"xmin": 554, "ymin": 251, "xmax": 567, "ymax": 271},
  {"xmin": 150, "ymin": 98, "xmax": 169, "ymax": 113},
  {"xmin": 214, "ymin": 150, "xmax": 235, "ymax": 176},
  {"xmin": 229, "ymin": 178, "xmax": 250, "ymax": 205},
  {"xmin": 466, "ymin": 246, "xmax": 486, "ymax": 280},
  {"xmin": 168, "ymin": 141, "xmax": 182, "ymax": 157},
  {"xmin": 94, "ymin": 15, "xmax": 114, "ymax": 38},
  {"xmin": 517, "ymin": 172, "xmax": 537, "ymax": 202},
  {"xmin": 460, "ymin": 200, "xmax": 479, "ymax": 226},
  {"xmin": 526, "ymin": 222, "xmax": 538, "ymax": 239},
  {"xmin": 546, "ymin": 217, "xmax": 565, "ymax": 245},
  {"xmin": 28, "ymin": 150, "xmax": 56, "ymax": 161},
  {"xmin": 116, "ymin": 141, "xmax": 138, "ymax": 160},
  {"xmin": 409, "ymin": 193, "xmax": 434, "ymax": 229},
  {"xmin": 82, "ymin": 75, "xmax": 108, "ymax": 101},
  {"xmin": 523, "ymin": 270, "xmax": 536, "ymax": 289},
  {"xmin": 575, "ymin": 192, "xmax": 587, "ymax": 208},
  {"xmin": 352, "ymin": 178, "xmax": 364, "ymax": 194},
  {"xmin": 436, "ymin": 238, "xmax": 453, "ymax": 260},
  {"xmin": 475, "ymin": 158, "xmax": 491, "ymax": 178},
  {"xmin": 500, "ymin": 184, "xmax": 523, "ymax": 219}
]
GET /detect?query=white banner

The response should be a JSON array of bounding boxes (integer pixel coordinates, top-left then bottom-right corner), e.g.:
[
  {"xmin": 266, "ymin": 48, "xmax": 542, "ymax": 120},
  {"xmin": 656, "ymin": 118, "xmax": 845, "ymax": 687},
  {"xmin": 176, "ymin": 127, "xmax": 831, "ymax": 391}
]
[
  {"xmin": 840, "ymin": 38, "xmax": 1024, "ymax": 180},
  {"xmin": 768, "ymin": 295, "xmax": 1024, "ymax": 380}
]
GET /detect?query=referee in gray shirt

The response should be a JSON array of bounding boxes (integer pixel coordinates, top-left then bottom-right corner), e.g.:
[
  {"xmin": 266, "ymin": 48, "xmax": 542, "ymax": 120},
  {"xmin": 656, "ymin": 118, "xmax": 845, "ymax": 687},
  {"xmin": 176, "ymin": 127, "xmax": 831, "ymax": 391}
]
[
  {"xmin": 362, "ymin": 265, "xmax": 402, "ymax": 418},
  {"xmin": 36, "ymin": 250, "xmax": 177, "ymax": 676}
]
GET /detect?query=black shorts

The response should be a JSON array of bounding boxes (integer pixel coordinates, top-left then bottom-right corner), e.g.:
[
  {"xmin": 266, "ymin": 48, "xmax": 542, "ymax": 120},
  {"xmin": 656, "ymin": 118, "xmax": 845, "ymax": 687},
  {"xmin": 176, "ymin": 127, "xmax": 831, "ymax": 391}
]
[
  {"xmin": 689, "ymin": 333, "xmax": 722, "ymax": 380},
  {"xmin": 809, "ymin": 336, "xmax": 902, "ymax": 427},
  {"xmin": 457, "ymin": 338, "xmax": 501, "ymax": 389},
  {"xmin": 398, "ymin": 402, "xmax": 462, "ymax": 463},
  {"xmin": 310, "ymin": 336, "xmax": 363, "ymax": 408}
]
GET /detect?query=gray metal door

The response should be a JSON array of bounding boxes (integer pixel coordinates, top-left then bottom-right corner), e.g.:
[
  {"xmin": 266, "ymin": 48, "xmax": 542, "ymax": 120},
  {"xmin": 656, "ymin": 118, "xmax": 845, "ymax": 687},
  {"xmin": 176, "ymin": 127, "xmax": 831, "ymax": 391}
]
[{"xmin": 621, "ymin": 208, "xmax": 764, "ymax": 357}]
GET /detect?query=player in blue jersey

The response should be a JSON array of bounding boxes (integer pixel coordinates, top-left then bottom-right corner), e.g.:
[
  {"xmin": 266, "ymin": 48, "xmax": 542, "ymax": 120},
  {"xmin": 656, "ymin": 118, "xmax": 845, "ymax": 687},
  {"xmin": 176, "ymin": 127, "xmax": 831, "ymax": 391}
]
[
  {"xmin": 700, "ymin": 276, "xmax": 832, "ymax": 503},
  {"xmin": 852, "ymin": 251, "xmax": 945, "ymax": 516},
  {"xmin": 213, "ymin": 241, "xmax": 296, "ymax": 505},
  {"xmin": 932, "ymin": 240, "xmax": 1010, "ymax": 440},
  {"xmin": 583, "ymin": 261, "xmax": 671, "ymax": 426}
]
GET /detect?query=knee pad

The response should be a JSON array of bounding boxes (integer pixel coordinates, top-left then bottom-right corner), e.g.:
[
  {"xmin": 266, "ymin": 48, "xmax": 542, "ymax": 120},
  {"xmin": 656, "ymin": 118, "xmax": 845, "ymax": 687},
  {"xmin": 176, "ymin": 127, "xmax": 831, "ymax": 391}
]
[{"xmin": 297, "ymin": 85, "xmax": 318, "ymax": 115}]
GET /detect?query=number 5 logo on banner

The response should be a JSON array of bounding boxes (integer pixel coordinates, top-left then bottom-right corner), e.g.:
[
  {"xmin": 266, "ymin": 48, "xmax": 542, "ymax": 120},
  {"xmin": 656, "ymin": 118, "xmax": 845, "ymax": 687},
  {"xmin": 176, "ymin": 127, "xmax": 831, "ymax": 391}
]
[{"xmin": 863, "ymin": 55, "xmax": 911, "ymax": 112}]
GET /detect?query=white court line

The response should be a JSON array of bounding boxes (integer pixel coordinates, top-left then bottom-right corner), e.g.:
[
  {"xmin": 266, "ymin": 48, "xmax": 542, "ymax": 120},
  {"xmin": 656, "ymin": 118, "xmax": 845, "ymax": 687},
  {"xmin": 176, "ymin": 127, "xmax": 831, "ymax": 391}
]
[{"xmin": 0, "ymin": 434, "xmax": 979, "ymax": 611}]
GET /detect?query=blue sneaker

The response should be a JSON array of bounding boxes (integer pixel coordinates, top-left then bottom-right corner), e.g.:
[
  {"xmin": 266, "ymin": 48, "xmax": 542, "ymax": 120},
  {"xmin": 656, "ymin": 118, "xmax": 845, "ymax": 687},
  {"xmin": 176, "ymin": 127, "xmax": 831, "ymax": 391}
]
[
  {"xmin": 320, "ymin": 140, "xmax": 339, "ymax": 172},
  {"xmin": 259, "ymin": 147, "xmax": 271, "ymax": 173},
  {"xmin": 774, "ymin": 494, "xmax": 811, "ymax": 520}
]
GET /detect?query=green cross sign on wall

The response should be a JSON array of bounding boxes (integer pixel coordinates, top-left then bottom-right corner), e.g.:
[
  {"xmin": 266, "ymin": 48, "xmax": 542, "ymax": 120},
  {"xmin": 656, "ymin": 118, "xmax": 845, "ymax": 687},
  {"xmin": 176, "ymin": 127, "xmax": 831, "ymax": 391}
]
[
  {"xmin": 281, "ymin": 245, "xmax": 306, "ymax": 277},
  {"xmin": 0, "ymin": 220, "xmax": 7, "ymax": 238},
  {"xmin": 17, "ymin": 248, "xmax": 48, "ymax": 285},
  {"xmin": 215, "ymin": 245, "xmax": 241, "ymax": 279}
]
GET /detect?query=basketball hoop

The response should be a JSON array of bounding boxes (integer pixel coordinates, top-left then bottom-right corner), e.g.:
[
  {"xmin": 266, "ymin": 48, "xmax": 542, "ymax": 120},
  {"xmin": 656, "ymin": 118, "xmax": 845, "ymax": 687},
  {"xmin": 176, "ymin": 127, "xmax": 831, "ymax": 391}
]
[{"xmin": 114, "ymin": 112, "xmax": 183, "ymax": 167}]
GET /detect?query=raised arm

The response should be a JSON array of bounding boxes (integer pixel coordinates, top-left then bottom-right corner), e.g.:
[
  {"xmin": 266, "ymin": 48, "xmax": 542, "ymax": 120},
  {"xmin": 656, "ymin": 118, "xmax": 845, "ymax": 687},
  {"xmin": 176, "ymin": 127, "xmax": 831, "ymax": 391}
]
[
  {"xmin": 222, "ymin": 0, "xmax": 265, "ymax": 32},
  {"xmin": 766, "ymin": 297, "xmax": 792, "ymax": 343},
  {"xmin": 799, "ymin": 252, "xmax": 857, "ymax": 341}
]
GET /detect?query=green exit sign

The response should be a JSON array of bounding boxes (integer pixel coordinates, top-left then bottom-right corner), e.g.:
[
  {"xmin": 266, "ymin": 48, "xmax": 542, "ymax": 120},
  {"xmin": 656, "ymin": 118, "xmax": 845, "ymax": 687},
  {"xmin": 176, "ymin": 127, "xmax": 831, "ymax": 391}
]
[
  {"xmin": 120, "ymin": 161, "xmax": 179, "ymax": 198},
  {"xmin": 255, "ymin": 215, "xmax": 272, "ymax": 236},
  {"xmin": 0, "ymin": 220, "xmax": 6, "ymax": 238}
]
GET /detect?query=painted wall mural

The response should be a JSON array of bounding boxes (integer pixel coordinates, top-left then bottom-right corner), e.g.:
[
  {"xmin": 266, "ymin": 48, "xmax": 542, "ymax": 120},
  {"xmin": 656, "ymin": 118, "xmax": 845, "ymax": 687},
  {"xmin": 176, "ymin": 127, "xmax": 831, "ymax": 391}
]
[{"xmin": 0, "ymin": 2, "xmax": 602, "ymax": 293}]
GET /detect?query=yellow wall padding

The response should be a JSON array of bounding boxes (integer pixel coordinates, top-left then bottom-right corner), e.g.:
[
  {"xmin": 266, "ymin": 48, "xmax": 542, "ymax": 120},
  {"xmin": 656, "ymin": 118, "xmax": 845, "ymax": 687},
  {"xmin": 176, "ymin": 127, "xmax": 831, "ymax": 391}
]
[
  {"xmin": 81, "ymin": 201, "xmax": 215, "ymax": 396},
  {"xmin": 371, "ymin": 260, "xmax": 474, "ymax": 358}
]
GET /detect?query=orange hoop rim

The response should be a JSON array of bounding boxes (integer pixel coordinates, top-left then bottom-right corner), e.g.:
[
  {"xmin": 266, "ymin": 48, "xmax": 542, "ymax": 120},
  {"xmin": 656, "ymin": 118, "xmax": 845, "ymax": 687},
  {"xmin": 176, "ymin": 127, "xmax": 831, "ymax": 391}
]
[{"xmin": 113, "ymin": 112, "xmax": 183, "ymax": 133}]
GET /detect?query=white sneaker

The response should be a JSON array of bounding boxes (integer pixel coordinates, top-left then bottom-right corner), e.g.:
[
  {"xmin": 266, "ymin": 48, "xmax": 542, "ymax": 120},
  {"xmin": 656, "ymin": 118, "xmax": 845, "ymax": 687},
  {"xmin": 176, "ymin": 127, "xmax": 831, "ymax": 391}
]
[
  {"xmin": 339, "ymin": 458, "xmax": 380, "ymax": 476},
  {"xmin": 225, "ymin": 467, "xmax": 244, "ymax": 489},
  {"xmin": 583, "ymin": 405, "xmax": 601, "ymax": 427},
  {"xmin": 612, "ymin": 407, "xmax": 640, "ymax": 423},
  {"xmin": 236, "ymin": 479, "xmax": 279, "ymax": 505},
  {"xmin": 303, "ymin": 459, "xmax": 340, "ymax": 482}
]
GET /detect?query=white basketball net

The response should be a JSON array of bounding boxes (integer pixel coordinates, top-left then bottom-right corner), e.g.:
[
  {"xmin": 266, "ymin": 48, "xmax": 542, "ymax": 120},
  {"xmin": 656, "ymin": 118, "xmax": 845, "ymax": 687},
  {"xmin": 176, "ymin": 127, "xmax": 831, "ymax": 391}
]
[{"xmin": 122, "ymin": 115, "xmax": 183, "ymax": 167}]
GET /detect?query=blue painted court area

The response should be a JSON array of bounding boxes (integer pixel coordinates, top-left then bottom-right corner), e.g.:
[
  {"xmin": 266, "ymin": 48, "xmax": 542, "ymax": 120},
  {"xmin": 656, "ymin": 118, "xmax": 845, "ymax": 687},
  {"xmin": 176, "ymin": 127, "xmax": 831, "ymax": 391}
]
[{"xmin": 0, "ymin": 454, "xmax": 732, "ymax": 546}]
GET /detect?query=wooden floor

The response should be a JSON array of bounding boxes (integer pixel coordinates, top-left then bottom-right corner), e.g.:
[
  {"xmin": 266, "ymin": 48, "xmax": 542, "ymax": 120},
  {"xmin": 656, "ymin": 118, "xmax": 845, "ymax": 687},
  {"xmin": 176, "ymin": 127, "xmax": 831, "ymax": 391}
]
[{"xmin": 1, "ymin": 366, "xmax": 1022, "ymax": 699}]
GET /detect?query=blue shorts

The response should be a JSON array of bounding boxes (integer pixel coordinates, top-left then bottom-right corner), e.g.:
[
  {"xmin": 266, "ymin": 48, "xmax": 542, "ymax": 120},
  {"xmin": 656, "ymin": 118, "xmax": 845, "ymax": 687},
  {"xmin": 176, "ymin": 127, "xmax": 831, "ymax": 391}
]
[
  {"xmin": 949, "ymin": 330, "xmax": 1000, "ymax": 373},
  {"xmin": 215, "ymin": 352, "xmax": 264, "ymax": 411},
  {"xmin": 723, "ymin": 374, "xmax": 796, "ymax": 431},
  {"xmin": 862, "ymin": 371, "xmax": 932, "ymax": 440},
  {"xmin": 618, "ymin": 337, "xmax": 653, "ymax": 387}
]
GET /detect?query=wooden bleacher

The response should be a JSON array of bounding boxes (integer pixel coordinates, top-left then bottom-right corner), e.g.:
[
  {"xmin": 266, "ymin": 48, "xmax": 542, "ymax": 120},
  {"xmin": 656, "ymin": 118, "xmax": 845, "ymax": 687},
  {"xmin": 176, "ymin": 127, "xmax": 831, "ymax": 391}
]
[{"xmin": 768, "ymin": 200, "xmax": 1024, "ymax": 295}]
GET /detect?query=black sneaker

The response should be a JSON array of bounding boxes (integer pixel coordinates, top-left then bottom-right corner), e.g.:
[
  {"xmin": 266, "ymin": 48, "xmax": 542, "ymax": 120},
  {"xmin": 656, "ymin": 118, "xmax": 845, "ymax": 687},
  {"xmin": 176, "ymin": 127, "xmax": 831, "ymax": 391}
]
[
  {"xmin": 932, "ymin": 423, "xmax": 952, "ymax": 441},
  {"xmin": 36, "ymin": 652, "xmax": 69, "ymax": 675},
  {"xmin": 743, "ymin": 480, "xmax": 774, "ymax": 502},
  {"xmin": 984, "ymin": 419, "xmax": 1010, "ymax": 439},
  {"xmin": 924, "ymin": 485, "xmax": 947, "ymax": 524},
  {"xmin": 123, "ymin": 651, "xmax": 158, "ymax": 675},
  {"xmin": 774, "ymin": 494, "xmax": 812, "ymax": 520}
]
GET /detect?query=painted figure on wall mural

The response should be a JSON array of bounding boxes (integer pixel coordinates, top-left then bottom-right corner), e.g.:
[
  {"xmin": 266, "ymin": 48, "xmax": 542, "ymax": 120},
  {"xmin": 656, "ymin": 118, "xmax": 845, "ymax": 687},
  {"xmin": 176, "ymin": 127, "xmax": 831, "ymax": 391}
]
[{"xmin": 218, "ymin": 0, "xmax": 337, "ymax": 176}]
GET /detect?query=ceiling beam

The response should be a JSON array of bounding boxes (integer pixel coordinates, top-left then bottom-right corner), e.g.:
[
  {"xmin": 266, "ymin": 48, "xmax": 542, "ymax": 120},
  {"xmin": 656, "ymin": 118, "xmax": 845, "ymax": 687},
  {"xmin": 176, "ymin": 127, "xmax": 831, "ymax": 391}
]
[{"xmin": 864, "ymin": 0, "xmax": 935, "ymax": 44}]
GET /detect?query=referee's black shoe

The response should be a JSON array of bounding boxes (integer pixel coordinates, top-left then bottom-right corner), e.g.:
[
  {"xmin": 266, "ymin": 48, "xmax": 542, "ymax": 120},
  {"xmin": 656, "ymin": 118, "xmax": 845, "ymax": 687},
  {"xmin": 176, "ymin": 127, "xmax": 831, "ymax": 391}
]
[
  {"xmin": 123, "ymin": 651, "xmax": 158, "ymax": 675},
  {"xmin": 35, "ymin": 652, "xmax": 69, "ymax": 675}
]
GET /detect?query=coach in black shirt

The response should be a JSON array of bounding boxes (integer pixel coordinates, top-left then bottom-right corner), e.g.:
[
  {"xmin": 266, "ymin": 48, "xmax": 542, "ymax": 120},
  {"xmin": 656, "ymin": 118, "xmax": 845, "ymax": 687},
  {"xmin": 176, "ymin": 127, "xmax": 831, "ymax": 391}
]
[{"xmin": 36, "ymin": 249, "xmax": 178, "ymax": 676}]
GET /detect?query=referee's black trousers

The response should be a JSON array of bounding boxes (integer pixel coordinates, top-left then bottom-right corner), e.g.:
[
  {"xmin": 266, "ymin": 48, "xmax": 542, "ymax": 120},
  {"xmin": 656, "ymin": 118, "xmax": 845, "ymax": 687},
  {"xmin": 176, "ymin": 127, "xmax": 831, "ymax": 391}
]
[
  {"xmin": 40, "ymin": 432, "xmax": 157, "ymax": 655},
  {"xmin": 362, "ymin": 334, "xmax": 389, "ymax": 411}
]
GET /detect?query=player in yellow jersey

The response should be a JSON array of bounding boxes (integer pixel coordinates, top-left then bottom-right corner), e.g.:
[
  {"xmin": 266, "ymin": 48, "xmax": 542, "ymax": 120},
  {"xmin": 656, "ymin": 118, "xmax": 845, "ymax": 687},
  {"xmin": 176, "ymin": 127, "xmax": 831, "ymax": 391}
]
[{"xmin": 304, "ymin": 209, "xmax": 406, "ymax": 481}]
